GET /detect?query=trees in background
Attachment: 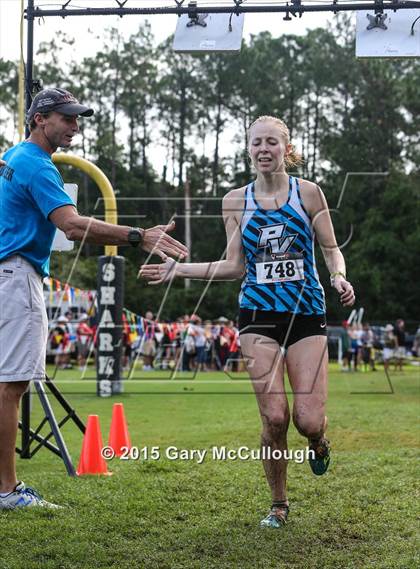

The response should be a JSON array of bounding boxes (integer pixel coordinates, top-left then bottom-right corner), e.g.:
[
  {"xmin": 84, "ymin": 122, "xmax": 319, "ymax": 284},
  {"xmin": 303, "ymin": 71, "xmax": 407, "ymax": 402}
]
[{"xmin": 1, "ymin": 18, "xmax": 419, "ymax": 322}]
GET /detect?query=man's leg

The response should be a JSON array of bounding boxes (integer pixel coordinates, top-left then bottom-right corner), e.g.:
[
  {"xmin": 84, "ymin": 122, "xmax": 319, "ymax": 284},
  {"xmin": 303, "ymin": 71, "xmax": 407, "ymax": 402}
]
[
  {"xmin": 0, "ymin": 379, "xmax": 61, "ymax": 509},
  {"xmin": 0, "ymin": 381, "xmax": 29, "ymax": 493},
  {"xmin": 240, "ymin": 334, "xmax": 290, "ymax": 510}
]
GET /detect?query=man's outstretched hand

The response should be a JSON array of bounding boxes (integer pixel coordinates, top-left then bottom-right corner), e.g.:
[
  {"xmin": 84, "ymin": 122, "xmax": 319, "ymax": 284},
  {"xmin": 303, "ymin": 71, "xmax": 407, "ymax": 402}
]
[{"xmin": 142, "ymin": 220, "xmax": 188, "ymax": 260}]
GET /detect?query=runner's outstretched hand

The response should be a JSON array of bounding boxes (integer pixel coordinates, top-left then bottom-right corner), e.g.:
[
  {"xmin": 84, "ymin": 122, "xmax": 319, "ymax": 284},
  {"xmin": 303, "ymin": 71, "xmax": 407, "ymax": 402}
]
[{"xmin": 138, "ymin": 255, "xmax": 178, "ymax": 285}]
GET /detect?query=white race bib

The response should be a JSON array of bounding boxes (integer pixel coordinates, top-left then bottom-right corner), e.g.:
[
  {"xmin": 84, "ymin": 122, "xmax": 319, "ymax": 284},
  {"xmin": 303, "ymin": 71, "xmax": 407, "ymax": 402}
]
[{"xmin": 256, "ymin": 253, "xmax": 304, "ymax": 284}]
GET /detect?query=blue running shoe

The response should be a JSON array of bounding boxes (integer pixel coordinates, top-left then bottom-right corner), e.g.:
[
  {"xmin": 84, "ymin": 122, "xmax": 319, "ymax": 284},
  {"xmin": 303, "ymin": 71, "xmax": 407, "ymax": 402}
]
[
  {"xmin": 260, "ymin": 504, "xmax": 289, "ymax": 528},
  {"xmin": 308, "ymin": 438, "xmax": 331, "ymax": 476},
  {"xmin": 0, "ymin": 482, "xmax": 62, "ymax": 510}
]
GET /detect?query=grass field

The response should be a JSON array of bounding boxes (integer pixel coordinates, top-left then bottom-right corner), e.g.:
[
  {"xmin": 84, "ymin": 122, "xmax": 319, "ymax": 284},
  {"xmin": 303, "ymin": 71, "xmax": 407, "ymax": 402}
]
[{"xmin": 1, "ymin": 365, "xmax": 419, "ymax": 569}]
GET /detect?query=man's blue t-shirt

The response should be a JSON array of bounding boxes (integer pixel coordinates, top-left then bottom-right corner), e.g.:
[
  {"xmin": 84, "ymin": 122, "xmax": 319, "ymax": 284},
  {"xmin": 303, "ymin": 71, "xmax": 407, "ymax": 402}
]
[{"xmin": 0, "ymin": 141, "xmax": 75, "ymax": 277}]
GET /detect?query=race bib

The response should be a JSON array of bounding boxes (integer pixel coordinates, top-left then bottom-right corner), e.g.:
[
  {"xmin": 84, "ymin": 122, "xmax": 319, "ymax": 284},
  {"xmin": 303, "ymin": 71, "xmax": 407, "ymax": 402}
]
[{"xmin": 256, "ymin": 252, "xmax": 304, "ymax": 284}]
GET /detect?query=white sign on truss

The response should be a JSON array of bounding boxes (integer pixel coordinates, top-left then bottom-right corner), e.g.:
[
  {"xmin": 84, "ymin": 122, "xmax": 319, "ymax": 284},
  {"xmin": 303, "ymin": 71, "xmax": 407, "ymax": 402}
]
[
  {"xmin": 356, "ymin": 9, "xmax": 420, "ymax": 57},
  {"xmin": 173, "ymin": 12, "xmax": 245, "ymax": 53}
]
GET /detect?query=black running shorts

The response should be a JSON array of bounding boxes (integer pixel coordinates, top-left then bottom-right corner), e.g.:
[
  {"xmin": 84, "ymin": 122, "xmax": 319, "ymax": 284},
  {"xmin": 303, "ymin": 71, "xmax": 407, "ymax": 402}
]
[{"xmin": 238, "ymin": 309, "xmax": 327, "ymax": 350}]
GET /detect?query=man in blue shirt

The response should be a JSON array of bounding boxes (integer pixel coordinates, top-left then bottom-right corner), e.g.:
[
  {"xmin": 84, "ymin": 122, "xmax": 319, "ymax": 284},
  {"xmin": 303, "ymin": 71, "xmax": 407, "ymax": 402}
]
[{"xmin": 0, "ymin": 88, "xmax": 188, "ymax": 510}]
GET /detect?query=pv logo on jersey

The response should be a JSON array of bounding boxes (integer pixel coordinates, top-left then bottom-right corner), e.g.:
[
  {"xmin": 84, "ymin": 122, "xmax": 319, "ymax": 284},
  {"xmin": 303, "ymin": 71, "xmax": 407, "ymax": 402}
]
[
  {"xmin": 256, "ymin": 224, "xmax": 304, "ymax": 285},
  {"xmin": 258, "ymin": 223, "xmax": 297, "ymax": 254}
]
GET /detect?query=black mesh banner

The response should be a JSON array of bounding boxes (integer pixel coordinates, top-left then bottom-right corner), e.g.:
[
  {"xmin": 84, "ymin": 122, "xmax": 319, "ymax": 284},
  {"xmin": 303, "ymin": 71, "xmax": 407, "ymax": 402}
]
[{"xmin": 96, "ymin": 255, "xmax": 125, "ymax": 397}]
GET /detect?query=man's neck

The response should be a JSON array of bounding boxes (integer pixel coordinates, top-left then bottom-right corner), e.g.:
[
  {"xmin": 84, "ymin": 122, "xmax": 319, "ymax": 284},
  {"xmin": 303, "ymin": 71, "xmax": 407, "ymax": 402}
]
[{"xmin": 27, "ymin": 131, "xmax": 57, "ymax": 155}]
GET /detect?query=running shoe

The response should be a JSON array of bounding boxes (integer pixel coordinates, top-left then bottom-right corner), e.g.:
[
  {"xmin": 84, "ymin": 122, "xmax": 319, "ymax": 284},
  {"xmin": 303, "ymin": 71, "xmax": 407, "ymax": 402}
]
[
  {"xmin": 260, "ymin": 504, "xmax": 289, "ymax": 528},
  {"xmin": 308, "ymin": 438, "xmax": 331, "ymax": 476},
  {"xmin": 0, "ymin": 482, "xmax": 62, "ymax": 510}
]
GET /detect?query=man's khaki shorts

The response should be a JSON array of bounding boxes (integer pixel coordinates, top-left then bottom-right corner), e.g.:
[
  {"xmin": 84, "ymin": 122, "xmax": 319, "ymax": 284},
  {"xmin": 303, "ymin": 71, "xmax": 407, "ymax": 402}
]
[{"xmin": 0, "ymin": 256, "xmax": 47, "ymax": 382}]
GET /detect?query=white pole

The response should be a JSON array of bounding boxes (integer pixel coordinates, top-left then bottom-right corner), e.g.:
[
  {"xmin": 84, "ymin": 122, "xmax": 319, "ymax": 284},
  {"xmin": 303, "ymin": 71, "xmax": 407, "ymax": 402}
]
[
  {"xmin": 184, "ymin": 179, "xmax": 191, "ymax": 290},
  {"xmin": 348, "ymin": 309, "xmax": 356, "ymax": 325},
  {"xmin": 338, "ymin": 336, "xmax": 343, "ymax": 366}
]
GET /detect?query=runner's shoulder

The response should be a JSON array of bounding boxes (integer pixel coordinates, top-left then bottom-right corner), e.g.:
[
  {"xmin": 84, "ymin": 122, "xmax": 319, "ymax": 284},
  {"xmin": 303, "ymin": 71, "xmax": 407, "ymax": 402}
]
[
  {"xmin": 296, "ymin": 178, "xmax": 326, "ymax": 213},
  {"xmin": 223, "ymin": 186, "xmax": 247, "ymax": 201},
  {"xmin": 222, "ymin": 186, "xmax": 247, "ymax": 217}
]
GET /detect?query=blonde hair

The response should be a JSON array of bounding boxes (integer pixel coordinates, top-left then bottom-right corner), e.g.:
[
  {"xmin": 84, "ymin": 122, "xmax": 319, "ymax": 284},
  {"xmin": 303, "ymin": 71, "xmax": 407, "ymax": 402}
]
[{"xmin": 248, "ymin": 115, "xmax": 303, "ymax": 169}]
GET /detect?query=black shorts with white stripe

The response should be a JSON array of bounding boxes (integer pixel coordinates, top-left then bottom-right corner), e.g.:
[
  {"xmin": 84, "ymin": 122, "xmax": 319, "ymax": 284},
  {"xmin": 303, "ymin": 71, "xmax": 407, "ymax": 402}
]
[{"xmin": 238, "ymin": 309, "xmax": 327, "ymax": 350}]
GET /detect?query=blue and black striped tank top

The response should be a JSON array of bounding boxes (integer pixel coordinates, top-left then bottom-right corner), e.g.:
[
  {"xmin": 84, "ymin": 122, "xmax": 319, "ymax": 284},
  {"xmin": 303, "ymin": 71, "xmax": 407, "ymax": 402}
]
[{"xmin": 239, "ymin": 177, "xmax": 326, "ymax": 315}]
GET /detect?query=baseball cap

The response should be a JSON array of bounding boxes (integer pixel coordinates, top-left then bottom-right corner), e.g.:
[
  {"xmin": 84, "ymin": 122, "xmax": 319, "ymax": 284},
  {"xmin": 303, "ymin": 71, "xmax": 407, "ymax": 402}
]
[{"xmin": 27, "ymin": 88, "xmax": 94, "ymax": 122}]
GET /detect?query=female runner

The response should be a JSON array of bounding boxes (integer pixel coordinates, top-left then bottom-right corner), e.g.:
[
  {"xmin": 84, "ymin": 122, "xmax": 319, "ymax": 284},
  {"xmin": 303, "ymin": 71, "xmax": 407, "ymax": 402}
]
[{"xmin": 139, "ymin": 116, "xmax": 355, "ymax": 528}]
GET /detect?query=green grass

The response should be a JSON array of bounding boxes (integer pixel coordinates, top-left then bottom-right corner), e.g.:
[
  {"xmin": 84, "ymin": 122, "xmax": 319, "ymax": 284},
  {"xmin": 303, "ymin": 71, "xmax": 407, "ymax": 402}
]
[{"xmin": 2, "ymin": 365, "xmax": 419, "ymax": 569}]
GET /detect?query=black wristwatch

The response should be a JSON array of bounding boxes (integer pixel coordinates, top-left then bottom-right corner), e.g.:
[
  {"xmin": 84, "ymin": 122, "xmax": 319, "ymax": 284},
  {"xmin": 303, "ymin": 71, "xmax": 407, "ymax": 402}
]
[{"xmin": 128, "ymin": 228, "xmax": 143, "ymax": 248}]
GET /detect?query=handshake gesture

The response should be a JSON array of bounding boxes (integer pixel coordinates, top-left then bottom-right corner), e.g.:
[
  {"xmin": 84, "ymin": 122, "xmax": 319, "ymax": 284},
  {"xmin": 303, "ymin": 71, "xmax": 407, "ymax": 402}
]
[{"xmin": 141, "ymin": 221, "xmax": 187, "ymax": 261}]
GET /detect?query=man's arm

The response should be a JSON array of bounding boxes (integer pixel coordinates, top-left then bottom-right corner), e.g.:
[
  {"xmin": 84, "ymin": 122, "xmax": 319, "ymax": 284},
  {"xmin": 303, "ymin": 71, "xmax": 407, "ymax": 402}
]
[
  {"xmin": 49, "ymin": 205, "xmax": 188, "ymax": 259},
  {"xmin": 50, "ymin": 205, "xmax": 134, "ymax": 245}
]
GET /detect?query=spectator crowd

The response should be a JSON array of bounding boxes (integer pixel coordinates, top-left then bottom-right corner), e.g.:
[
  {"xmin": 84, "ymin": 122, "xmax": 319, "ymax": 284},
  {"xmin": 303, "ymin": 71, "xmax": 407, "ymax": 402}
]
[
  {"xmin": 48, "ymin": 311, "xmax": 420, "ymax": 374},
  {"xmin": 340, "ymin": 319, "xmax": 420, "ymax": 372},
  {"xmin": 129, "ymin": 312, "xmax": 243, "ymax": 373}
]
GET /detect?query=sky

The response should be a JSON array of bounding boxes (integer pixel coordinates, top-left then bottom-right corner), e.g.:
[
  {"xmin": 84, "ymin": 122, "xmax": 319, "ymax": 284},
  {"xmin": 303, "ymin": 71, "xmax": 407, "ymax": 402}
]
[
  {"xmin": 0, "ymin": 0, "xmax": 335, "ymax": 63},
  {"xmin": 0, "ymin": 1, "xmax": 337, "ymax": 176}
]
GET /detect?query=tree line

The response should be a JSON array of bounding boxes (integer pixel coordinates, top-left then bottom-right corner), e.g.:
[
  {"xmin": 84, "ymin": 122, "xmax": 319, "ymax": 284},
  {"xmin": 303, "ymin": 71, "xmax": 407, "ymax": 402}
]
[{"xmin": 0, "ymin": 16, "xmax": 419, "ymax": 324}]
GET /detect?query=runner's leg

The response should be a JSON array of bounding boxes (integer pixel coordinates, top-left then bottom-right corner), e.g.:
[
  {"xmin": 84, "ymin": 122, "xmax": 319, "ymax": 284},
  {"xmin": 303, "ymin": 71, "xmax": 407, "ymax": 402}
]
[
  {"xmin": 240, "ymin": 333, "xmax": 289, "ymax": 503},
  {"xmin": 286, "ymin": 335, "xmax": 328, "ymax": 442}
]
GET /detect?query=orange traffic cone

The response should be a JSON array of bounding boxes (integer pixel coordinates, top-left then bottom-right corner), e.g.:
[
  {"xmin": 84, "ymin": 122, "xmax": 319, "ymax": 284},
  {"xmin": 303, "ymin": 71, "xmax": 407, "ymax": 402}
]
[
  {"xmin": 108, "ymin": 403, "xmax": 132, "ymax": 457},
  {"xmin": 77, "ymin": 415, "xmax": 111, "ymax": 476}
]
